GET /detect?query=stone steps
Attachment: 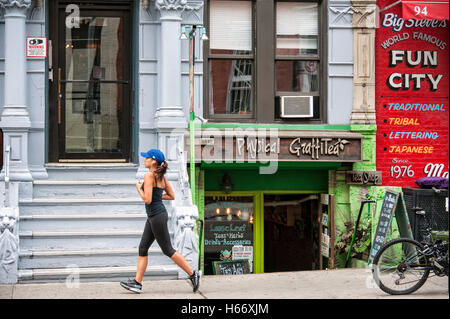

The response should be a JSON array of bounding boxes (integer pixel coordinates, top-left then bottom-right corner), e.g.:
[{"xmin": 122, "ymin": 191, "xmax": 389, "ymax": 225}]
[{"xmin": 14, "ymin": 165, "xmax": 184, "ymax": 283}]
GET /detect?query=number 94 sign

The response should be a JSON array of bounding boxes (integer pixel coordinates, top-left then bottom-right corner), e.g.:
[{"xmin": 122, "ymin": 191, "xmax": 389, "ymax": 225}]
[{"xmin": 402, "ymin": 1, "xmax": 449, "ymax": 20}]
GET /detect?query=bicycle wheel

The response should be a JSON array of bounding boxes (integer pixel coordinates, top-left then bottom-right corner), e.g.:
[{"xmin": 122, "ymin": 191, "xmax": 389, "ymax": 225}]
[{"xmin": 372, "ymin": 238, "xmax": 431, "ymax": 295}]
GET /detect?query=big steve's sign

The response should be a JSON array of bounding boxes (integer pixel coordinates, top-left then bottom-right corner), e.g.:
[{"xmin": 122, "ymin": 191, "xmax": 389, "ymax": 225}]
[{"xmin": 376, "ymin": 0, "xmax": 449, "ymax": 187}]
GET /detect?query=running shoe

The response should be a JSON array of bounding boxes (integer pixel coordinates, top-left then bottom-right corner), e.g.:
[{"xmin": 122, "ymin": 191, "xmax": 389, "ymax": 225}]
[
  {"xmin": 189, "ymin": 270, "xmax": 200, "ymax": 292},
  {"xmin": 120, "ymin": 278, "xmax": 142, "ymax": 294}
]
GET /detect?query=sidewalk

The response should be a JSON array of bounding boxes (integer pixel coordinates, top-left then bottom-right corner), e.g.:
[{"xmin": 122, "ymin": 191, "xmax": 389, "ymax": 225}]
[{"xmin": 0, "ymin": 268, "xmax": 448, "ymax": 299}]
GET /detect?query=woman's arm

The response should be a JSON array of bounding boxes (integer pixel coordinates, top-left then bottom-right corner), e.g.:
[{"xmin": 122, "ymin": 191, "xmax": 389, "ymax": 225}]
[
  {"xmin": 162, "ymin": 176, "xmax": 175, "ymax": 200},
  {"xmin": 136, "ymin": 173, "xmax": 153, "ymax": 204}
]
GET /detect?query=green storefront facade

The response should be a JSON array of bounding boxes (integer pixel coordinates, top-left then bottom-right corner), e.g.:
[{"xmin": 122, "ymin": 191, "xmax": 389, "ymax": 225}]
[{"xmin": 188, "ymin": 123, "xmax": 397, "ymax": 275}]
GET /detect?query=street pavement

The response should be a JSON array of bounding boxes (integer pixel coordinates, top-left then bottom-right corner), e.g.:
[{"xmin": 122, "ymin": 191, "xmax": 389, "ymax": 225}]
[{"xmin": 0, "ymin": 268, "xmax": 448, "ymax": 299}]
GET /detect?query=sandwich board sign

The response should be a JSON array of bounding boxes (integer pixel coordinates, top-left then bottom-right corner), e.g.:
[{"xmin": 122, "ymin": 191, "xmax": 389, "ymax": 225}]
[{"xmin": 368, "ymin": 189, "xmax": 414, "ymax": 264}]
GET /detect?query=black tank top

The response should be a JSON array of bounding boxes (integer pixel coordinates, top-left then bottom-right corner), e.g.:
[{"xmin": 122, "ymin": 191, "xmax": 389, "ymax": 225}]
[{"xmin": 141, "ymin": 174, "xmax": 166, "ymax": 217}]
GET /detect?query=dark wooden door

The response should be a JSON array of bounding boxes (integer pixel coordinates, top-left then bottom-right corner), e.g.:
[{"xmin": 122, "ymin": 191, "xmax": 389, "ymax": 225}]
[{"xmin": 49, "ymin": 1, "xmax": 132, "ymax": 161}]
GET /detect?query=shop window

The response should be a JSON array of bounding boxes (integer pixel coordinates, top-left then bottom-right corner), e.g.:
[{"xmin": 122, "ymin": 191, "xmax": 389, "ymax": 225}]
[{"xmin": 204, "ymin": 196, "xmax": 254, "ymax": 275}]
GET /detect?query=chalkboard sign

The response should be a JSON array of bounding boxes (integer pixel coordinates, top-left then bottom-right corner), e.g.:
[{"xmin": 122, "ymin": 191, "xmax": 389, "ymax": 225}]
[
  {"xmin": 213, "ymin": 260, "xmax": 250, "ymax": 275},
  {"xmin": 204, "ymin": 220, "xmax": 253, "ymax": 253},
  {"xmin": 368, "ymin": 190, "xmax": 399, "ymax": 262}
]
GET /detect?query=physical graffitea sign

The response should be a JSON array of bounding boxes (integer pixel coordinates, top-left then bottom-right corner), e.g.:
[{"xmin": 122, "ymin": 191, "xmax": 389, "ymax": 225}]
[{"xmin": 186, "ymin": 132, "xmax": 363, "ymax": 162}]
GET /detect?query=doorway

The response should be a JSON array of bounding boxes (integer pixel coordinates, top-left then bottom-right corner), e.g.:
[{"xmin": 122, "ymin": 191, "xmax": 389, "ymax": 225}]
[
  {"xmin": 49, "ymin": 1, "xmax": 133, "ymax": 162},
  {"xmin": 264, "ymin": 194, "xmax": 321, "ymax": 272}
]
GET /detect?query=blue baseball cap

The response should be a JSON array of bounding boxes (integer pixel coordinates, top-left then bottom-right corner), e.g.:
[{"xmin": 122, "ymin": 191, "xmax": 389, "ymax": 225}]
[{"xmin": 140, "ymin": 149, "xmax": 165, "ymax": 163}]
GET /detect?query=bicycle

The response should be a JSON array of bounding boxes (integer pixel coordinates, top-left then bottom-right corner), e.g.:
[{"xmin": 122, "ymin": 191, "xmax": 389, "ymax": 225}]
[{"xmin": 371, "ymin": 207, "xmax": 448, "ymax": 295}]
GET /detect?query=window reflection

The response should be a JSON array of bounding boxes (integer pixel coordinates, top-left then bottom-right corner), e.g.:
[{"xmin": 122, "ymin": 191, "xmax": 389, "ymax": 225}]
[
  {"xmin": 276, "ymin": 60, "xmax": 319, "ymax": 93},
  {"xmin": 64, "ymin": 16, "xmax": 123, "ymax": 154},
  {"xmin": 209, "ymin": 59, "xmax": 253, "ymax": 115}
]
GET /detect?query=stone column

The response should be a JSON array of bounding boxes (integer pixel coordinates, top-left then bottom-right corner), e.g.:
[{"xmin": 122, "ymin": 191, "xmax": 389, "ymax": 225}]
[
  {"xmin": 0, "ymin": 0, "xmax": 33, "ymax": 185},
  {"xmin": 137, "ymin": 0, "xmax": 188, "ymax": 180},
  {"xmin": 350, "ymin": 0, "xmax": 377, "ymax": 124},
  {"xmin": 154, "ymin": 0, "xmax": 187, "ymax": 130},
  {"xmin": 153, "ymin": 0, "xmax": 201, "ymax": 278},
  {"xmin": 149, "ymin": 0, "xmax": 190, "ymax": 180}
]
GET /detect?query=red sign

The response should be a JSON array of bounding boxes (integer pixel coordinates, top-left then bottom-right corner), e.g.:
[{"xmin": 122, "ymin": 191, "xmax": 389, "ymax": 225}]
[
  {"xmin": 402, "ymin": 1, "xmax": 449, "ymax": 21},
  {"xmin": 376, "ymin": 0, "xmax": 449, "ymax": 187}
]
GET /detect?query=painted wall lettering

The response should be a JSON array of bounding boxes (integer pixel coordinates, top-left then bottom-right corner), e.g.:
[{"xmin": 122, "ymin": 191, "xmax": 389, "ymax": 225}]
[{"xmin": 376, "ymin": 0, "xmax": 449, "ymax": 187}]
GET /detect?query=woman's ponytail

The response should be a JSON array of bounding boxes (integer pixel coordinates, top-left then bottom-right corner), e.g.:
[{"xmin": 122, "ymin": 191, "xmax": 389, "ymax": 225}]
[{"xmin": 155, "ymin": 160, "xmax": 168, "ymax": 180}]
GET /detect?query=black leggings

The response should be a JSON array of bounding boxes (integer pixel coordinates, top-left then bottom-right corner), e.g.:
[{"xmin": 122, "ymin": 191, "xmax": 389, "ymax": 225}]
[{"xmin": 138, "ymin": 211, "xmax": 176, "ymax": 258}]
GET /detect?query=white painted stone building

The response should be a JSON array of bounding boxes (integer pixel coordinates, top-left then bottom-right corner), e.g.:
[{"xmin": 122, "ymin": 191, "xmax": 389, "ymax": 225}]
[{"xmin": 0, "ymin": 0, "xmax": 377, "ymax": 283}]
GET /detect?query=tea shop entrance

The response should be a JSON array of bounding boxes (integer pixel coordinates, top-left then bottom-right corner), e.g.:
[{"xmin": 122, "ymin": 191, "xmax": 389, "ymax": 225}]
[{"xmin": 264, "ymin": 194, "xmax": 322, "ymax": 272}]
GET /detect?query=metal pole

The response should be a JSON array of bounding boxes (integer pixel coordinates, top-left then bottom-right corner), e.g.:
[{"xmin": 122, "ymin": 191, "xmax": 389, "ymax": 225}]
[{"xmin": 189, "ymin": 26, "xmax": 197, "ymax": 205}]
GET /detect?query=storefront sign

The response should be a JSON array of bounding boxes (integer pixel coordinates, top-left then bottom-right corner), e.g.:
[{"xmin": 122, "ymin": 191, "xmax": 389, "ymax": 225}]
[
  {"xmin": 346, "ymin": 171, "xmax": 382, "ymax": 185},
  {"xmin": 288, "ymin": 137, "xmax": 355, "ymax": 160},
  {"xmin": 204, "ymin": 220, "xmax": 253, "ymax": 253},
  {"xmin": 187, "ymin": 130, "xmax": 363, "ymax": 162},
  {"xmin": 376, "ymin": 0, "xmax": 449, "ymax": 187},
  {"xmin": 26, "ymin": 37, "xmax": 47, "ymax": 58}
]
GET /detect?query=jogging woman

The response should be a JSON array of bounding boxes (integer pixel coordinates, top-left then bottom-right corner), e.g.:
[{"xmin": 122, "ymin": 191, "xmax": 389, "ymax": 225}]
[{"xmin": 120, "ymin": 149, "xmax": 200, "ymax": 293}]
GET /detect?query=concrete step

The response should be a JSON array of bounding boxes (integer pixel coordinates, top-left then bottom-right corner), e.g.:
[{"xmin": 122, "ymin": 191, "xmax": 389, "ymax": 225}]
[
  {"xmin": 32, "ymin": 180, "xmax": 139, "ymax": 199},
  {"xmin": 45, "ymin": 164, "xmax": 139, "ymax": 180},
  {"xmin": 19, "ymin": 228, "xmax": 175, "ymax": 250},
  {"xmin": 19, "ymin": 229, "xmax": 144, "ymax": 250},
  {"xmin": 19, "ymin": 197, "xmax": 147, "ymax": 214},
  {"xmin": 19, "ymin": 213, "xmax": 148, "ymax": 231},
  {"xmin": 19, "ymin": 247, "xmax": 172, "ymax": 269},
  {"xmin": 18, "ymin": 264, "xmax": 179, "ymax": 283}
]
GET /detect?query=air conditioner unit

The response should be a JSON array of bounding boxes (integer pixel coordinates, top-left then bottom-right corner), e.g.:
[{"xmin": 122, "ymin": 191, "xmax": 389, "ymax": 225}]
[{"xmin": 280, "ymin": 96, "xmax": 314, "ymax": 118}]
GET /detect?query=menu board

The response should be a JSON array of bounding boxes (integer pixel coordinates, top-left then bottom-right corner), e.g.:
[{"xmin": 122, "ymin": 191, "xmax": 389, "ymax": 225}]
[
  {"xmin": 368, "ymin": 190, "xmax": 399, "ymax": 262},
  {"xmin": 212, "ymin": 260, "xmax": 250, "ymax": 275},
  {"xmin": 376, "ymin": 0, "xmax": 449, "ymax": 187},
  {"xmin": 204, "ymin": 220, "xmax": 253, "ymax": 253}
]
